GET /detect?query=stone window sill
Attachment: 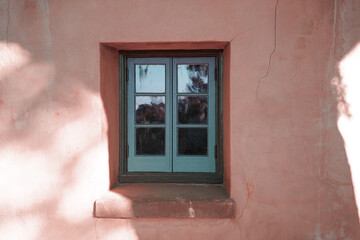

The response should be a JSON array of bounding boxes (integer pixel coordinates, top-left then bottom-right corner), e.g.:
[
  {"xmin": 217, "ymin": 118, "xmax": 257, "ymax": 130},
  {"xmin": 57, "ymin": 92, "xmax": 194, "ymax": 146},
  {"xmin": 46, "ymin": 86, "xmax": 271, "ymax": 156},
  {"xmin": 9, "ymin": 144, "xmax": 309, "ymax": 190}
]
[{"xmin": 94, "ymin": 183, "xmax": 235, "ymax": 219}]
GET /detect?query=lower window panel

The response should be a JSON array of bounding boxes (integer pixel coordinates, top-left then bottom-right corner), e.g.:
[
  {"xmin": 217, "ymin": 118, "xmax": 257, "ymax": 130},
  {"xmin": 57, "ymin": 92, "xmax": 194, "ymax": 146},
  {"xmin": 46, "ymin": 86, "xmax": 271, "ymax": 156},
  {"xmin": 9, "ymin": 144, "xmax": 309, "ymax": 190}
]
[
  {"xmin": 178, "ymin": 128, "xmax": 208, "ymax": 155},
  {"xmin": 136, "ymin": 127, "xmax": 165, "ymax": 155}
]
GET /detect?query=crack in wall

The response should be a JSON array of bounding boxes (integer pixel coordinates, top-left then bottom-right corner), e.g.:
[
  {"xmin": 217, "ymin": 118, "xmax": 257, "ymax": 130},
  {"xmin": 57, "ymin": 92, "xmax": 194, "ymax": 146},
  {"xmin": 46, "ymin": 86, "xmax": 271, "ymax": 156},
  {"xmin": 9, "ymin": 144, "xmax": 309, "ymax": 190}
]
[
  {"xmin": 93, "ymin": 218, "xmax": 99, "ymax": 240},
  {"xmin": 230, "ymin": 27, "xmax": 255, "ymax": 42},
  {"xmin": 327, "ymin": 0, "xmax": 337, "ymax": 79},
  {"xmin": 238, "ymin": 194, "xmax": 249, "ymax": 219},
  {"xmin": 39, "ymin": 0, "xmax": 55, "ymax": 100},
  {"xmin": 40, "ymin": 0, "xmax": 53, "ymax": 60},
  {"xmin": 5, "ymin": 0, "xmax": 11, "ymax": 42},
  {"xmin": 256, "ymin": 0, "xmax": 279, "ymax": 99}
]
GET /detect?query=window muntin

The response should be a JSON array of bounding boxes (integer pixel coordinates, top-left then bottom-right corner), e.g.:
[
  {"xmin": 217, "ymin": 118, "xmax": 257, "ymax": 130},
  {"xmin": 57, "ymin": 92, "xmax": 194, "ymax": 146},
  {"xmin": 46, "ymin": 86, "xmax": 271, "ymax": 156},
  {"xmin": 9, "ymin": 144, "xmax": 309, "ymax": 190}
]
[{"xmin": 127, "ymin": 57, "xmax": 216, "ymax": 173}]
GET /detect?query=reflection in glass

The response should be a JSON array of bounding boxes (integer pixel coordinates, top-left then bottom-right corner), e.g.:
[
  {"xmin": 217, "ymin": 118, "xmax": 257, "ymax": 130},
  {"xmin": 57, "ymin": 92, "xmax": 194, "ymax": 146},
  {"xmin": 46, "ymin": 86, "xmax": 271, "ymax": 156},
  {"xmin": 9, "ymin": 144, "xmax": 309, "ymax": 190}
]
[
  {"xmin": 178, "ymin": 128, "xmax": 207, "ymax": 155},
  {"xmin": 178, "ymin": 96, "xmax": 208, "ymax": 124},
  {"xmin": 136, "ymin": 96, "xmax": 165, "ymax": 124},
  {"xmin": 136, "ymin": 65, "xmax": 165, "ymax": 93},
  {"xmin": 136, "ymin": 128, "xmax": 165, "ymax": 155},
  {"xmin": 177, "ymin": 64, "xmax": 208, "ymax": 93}
]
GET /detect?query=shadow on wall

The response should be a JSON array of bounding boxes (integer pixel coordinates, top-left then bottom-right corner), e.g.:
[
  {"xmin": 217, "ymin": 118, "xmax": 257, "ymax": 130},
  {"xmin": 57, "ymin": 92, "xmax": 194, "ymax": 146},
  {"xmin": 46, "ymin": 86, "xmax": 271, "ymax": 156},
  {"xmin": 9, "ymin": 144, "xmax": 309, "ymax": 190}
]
[
  {"xmin": 336, "ymin": 42, "xmax": 360, "ymax": 221},
  {"xmin": 0, "ymin": 15, "xmax": 129, "ymax": 240},
  {"xmin": 239, "ymin": 1, "xmax": 360, "ymax": 239},
  {"xmin": 331, "ymin": 0, "xmax": 360, "ymax": 225},
  {"xmin": 315, "ymin": 41, "xmax": 360, "ymax": 238},
  {"xmin": 311, "ymin": 1, "xmax": 360, "ymax": 237},
  {"xmin": 0, "ymin": 39, "xmax": 118, "ymax": 238},
  {"xmin": 0, "ymin": 0, "xmax": 140, "ymax": 238}
]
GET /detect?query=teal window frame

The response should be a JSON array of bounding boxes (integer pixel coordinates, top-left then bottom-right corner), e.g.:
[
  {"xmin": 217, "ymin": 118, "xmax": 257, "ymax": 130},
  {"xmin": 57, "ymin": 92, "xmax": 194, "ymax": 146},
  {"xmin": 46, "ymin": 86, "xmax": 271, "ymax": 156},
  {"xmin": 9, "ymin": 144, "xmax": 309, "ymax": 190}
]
[{"xmin": 118, "ymin": 51, "xmax": 223, "ymax": 183}]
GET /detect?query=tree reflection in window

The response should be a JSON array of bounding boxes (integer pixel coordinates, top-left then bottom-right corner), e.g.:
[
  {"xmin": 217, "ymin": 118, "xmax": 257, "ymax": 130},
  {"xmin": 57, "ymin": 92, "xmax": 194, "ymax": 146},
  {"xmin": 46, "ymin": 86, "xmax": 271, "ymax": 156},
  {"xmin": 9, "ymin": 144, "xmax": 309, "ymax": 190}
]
[
  {"xmin": 135, "ymin": 96, "xmax": 165, "ymax": 124},
  {"xmin": 138, "ymin": 65, "xmax": 148, "ymax": 82},
  {"xmin": 178, "ymin": 96, "xmax": 208, "ymax": 124},
  {"xmin": 178, "ymin": 64, "xmax": 208, "ymax": 93}
]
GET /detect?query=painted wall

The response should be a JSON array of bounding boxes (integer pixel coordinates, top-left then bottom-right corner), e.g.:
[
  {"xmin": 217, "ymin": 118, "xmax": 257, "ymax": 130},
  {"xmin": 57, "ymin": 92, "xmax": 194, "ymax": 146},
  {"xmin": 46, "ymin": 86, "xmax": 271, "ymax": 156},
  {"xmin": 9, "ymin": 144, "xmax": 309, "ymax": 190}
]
[{"xmin": 0, "ymin": 0, "xmax": 359, "ymax": 239}]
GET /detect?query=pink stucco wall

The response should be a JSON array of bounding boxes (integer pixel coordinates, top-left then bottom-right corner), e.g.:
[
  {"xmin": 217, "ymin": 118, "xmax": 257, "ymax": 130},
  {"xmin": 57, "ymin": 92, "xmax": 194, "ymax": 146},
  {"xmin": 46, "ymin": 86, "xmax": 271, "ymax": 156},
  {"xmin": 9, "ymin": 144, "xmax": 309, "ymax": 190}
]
[{"xmin": 1, "ymin": 0, "xmax": 360, "ymax": 239}]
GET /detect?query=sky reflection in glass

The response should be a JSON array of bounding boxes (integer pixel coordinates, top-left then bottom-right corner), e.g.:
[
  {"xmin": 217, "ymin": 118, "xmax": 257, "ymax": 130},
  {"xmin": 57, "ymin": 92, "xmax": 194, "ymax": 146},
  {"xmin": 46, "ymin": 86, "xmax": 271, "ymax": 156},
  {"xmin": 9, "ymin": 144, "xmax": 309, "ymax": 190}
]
[{"xmin": 136, "ymin": 65, "xmax": 165, "ymax": 93}]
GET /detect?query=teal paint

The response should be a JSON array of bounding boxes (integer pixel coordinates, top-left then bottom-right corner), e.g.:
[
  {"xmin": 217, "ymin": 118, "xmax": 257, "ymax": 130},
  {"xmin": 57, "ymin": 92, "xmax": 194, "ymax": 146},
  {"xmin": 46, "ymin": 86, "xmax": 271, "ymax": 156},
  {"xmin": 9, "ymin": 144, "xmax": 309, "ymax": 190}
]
[{"xmin": 127, "ymin": 57, "xmax": 216, "ymax": 173}]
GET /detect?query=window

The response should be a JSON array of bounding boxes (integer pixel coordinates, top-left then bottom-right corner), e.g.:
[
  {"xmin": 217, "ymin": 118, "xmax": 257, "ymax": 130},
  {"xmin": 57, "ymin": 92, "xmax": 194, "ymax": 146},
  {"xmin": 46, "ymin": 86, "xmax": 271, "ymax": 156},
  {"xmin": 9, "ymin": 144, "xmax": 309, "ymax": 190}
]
[
  {"xmin": 119, "ymin": 51, "xmax": 223, "ymax": 183},
  {"xmin": 95, "ymin": 47, "xmax": 234, "ymax": 219}
]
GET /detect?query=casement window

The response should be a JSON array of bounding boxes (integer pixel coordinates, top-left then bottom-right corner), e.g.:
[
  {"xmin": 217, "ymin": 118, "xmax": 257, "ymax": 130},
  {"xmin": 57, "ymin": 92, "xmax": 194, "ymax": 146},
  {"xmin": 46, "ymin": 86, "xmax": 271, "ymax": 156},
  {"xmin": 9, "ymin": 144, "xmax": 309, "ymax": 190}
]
[
  {"xmin": 119, "ymin": 51, "xmax": 223, "ymax": 183},
  {"xmin": 95, "ymin": 48, "xmax": 235, "ymax": 219}
]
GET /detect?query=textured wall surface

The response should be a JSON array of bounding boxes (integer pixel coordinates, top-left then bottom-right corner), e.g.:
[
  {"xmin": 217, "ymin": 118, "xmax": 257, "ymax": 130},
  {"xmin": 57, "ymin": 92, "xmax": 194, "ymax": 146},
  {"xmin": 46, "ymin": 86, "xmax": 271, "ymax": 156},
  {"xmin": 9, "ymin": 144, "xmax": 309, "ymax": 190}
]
[{"xmin": 0, "ymin": 0, "xmax": 359, "ymax": 239}]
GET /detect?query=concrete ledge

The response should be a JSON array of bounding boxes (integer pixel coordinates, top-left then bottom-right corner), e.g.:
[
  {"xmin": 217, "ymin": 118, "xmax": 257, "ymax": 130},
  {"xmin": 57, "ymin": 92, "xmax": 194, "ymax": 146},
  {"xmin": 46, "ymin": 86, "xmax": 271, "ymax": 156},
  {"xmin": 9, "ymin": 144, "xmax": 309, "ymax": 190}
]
[{"xmin": 94, "ymin": 183, "xmax": 235, "ymax": 219}]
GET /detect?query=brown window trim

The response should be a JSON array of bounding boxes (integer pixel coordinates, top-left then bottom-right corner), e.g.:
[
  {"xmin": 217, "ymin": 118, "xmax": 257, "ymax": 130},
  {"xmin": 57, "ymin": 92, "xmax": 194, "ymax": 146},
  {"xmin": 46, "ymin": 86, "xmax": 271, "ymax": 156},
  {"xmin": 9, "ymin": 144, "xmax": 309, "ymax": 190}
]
[{"xmin": 118, "ymin": 50, "xmax": 223, "ymax": 183}]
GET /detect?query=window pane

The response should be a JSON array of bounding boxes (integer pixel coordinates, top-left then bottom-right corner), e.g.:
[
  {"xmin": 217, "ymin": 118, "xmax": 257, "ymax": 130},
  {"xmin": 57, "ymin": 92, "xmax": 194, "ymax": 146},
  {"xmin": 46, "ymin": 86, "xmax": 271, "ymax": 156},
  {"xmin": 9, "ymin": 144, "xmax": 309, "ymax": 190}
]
[
  {"xmin": 136, "ymin": 65, "xmax": 165, "ymax": 93},
  {"xmin": 178, "ymin": 96, "xmax": 208, "ymax": 124},
  {"xmin": 136, "ymin": 96, "xmax": 165, "ymax": 124},
  {"xmin": 178, "ymin": 128, "xmax": 207, "ymax": 155},
  {"xmin": 177, "ymin": 64, "xmax": 208, "ymax": 93},
  {"xmin": 136, "ymin": 128, "xmax": 165, "ymax": 155}
]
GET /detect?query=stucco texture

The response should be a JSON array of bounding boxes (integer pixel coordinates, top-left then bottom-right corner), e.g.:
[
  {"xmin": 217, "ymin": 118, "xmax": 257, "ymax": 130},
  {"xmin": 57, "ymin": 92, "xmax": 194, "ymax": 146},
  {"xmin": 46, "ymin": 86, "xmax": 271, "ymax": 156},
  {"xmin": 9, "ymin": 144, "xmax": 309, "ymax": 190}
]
[{"xmin": 0, "ymin": 0, "xmax": 360, "ymax": 239}]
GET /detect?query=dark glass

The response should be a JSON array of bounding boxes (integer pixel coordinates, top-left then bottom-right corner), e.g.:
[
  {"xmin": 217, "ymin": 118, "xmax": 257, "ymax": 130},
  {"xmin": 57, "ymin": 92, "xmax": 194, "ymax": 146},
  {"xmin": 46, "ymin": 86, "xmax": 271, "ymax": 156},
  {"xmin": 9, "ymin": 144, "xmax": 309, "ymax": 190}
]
[
  {"xmin": 178, "ymin": 96, "xmax": 208, "ymax": 124},
  {"xmin": 136, "ymin": 128, "xmax": 165, "ymax": 155},
  {"xmin": 135, "ymin": 65, "xmax": 165, "ymax": 93},
  {"xmin": 136, "ymin": 96, "xmax": 165, "ymax": 124},
  {"xmin": 178, "ymin": 128, "xmax": 207, "ymax": 155},
  {"xmin": 177, "ymin": 64, "xmax": 208, "ymax": 93}
]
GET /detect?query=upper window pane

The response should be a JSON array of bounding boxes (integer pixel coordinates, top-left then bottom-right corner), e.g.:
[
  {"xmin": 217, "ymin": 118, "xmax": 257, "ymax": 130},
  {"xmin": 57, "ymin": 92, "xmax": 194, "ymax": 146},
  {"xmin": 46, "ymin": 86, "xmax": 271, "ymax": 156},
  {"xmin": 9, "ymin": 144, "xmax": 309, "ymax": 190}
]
[
  {"xmin": 136, "ymin": 65, "xmax": 165, "ymax": 93},
  {"xmin": 177, "ymin": 64, "xmax": 208, "ymax": 93}
]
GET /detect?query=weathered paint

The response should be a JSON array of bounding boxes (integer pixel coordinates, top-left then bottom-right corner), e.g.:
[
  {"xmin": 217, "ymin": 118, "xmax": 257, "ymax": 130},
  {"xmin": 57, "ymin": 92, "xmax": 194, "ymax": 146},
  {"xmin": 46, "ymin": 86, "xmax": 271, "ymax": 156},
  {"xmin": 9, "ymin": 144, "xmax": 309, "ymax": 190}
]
[{"xmin": 0, "ymin": 0, "xmax": 359, "ymax": 239}]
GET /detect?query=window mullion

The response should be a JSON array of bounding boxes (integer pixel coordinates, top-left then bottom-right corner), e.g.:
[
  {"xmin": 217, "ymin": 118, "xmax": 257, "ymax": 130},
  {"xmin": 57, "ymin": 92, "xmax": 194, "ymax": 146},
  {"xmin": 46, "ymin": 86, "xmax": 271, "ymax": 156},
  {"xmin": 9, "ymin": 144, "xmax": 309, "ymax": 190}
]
[
  {"xmin": 171, "ymin": 57, "xmax": 176, "ymax": 172},
  {"xmin": 169, "ymin": 57, "xmax": 174, "ymax": 172}
]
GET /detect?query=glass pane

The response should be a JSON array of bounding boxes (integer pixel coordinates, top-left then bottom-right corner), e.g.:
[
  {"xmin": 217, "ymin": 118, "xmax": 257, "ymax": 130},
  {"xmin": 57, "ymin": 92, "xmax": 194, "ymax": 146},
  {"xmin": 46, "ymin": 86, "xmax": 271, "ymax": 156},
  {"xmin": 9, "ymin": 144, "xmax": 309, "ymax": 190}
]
[
  {"xmin": 178, "ymin": 96, "xmax": 208, "ymax": 124},
  {"xmin": 136, "ymin": 128, "xmax": 165, "ymax": 155},
  {"xmin": 136, "ymin": 65, "xmax": 165, "ymax": 93},
  {"xmin": 136, "ymin": 96, "xmax": 165, "ymax": 124},
  {"xmin": 177, "ymin": 64, "xmax": 208, "ymax": 93},
  {"xmin": 178, "ymin": 128, "xmax": 207, "ymax": 155}
]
